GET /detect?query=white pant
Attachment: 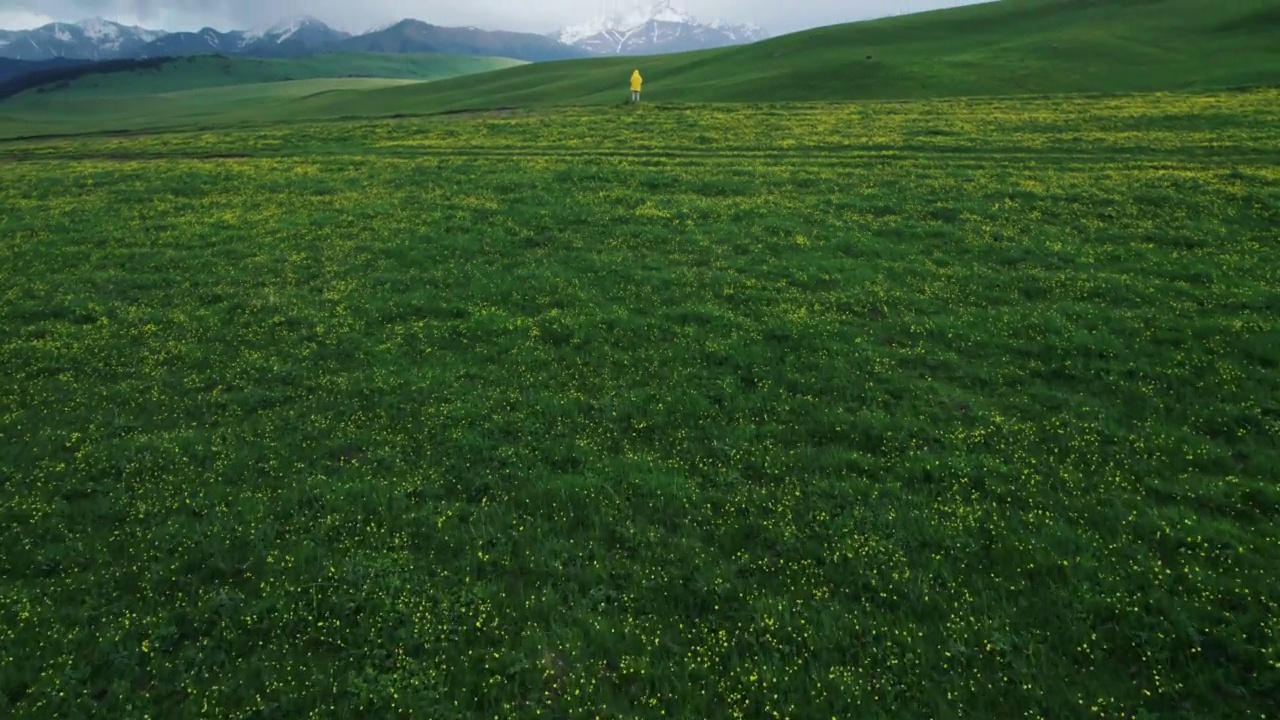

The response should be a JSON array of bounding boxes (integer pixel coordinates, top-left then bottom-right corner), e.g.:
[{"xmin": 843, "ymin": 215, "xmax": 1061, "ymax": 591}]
[{"xmin": 631, "ymin": 91, "xmax": 640, "ymax": 102}]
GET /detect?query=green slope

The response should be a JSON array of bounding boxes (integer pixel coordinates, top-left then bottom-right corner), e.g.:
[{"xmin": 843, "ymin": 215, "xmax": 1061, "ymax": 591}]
[{"xmin": 12, "ymin": 53, "xmax": 525, "ymax": 100}]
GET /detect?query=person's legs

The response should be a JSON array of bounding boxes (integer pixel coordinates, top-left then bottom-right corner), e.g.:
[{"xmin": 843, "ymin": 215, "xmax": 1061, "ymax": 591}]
[{"xmin": 631, "ymin": 91, "xmax": 639, "ymax": 102}]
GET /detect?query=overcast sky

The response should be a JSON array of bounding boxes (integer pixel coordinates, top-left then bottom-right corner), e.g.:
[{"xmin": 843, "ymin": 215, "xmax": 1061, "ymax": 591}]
[{"xmin": 0, "ymin": 0, "xmax": 983, "ymax": 35}]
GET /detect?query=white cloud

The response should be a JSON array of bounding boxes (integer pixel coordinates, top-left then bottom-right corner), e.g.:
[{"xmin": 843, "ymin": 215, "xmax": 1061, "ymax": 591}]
[{"xmin": 0, "ymin": 9, "xmax": 54, "ymax": 29}]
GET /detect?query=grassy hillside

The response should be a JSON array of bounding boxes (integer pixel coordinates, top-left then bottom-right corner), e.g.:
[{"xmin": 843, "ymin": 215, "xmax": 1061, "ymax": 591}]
[
  {"xmin": 323, "ymin": 0, "xmax": 1280, "ymax": 113},
  {"xmin": 2, "ymin": 89, "xmax": 1279, "ymax": 718},
  {"xmin": 11, "ymin": 53, "xmax": 525, "ymax": 99}
]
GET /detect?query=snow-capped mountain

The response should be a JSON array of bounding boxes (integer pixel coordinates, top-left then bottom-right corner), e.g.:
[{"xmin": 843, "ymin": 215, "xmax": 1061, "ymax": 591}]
[
  {"xmin": 138, "ymin": 28, "xmax": 241, "ymax": 58},
  {"xmin": 157, "ymin": 16, "xmax": 351, "ymax": 58},
  {"xmin": 0, "ymin": 18, "xmax": 163, "ymax": 60},
  {"xmin": 559, "ymin": 0, "xmax": 766, "ymax": 56}
]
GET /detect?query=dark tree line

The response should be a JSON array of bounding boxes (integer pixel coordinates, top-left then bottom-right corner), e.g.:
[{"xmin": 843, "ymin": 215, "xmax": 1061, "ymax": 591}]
[
  {"xmin": 0, "ymin": 57, "xmax": 89, "ymax": 83},
  {"xmin": 0, "ymin": 56, "xmax": 188, "ymax": 100}
]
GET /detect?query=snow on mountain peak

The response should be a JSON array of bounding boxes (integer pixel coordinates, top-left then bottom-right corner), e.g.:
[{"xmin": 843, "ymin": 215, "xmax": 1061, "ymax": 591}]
[
  {"xmin": 708, "ymin": 18, "xmax": 754, "ymax": 29},
  {"xmin": 245, "ymin": 15, "xmax": 323, "ymax": 42},
  {"xmin": 365, "ymin": 20, "xmax": 400, "ymax": 34},
  {"xmin": 76, "ymin": 17, "xmax": 121, "ymax": 40},
  {"xmin": 272, "ymin": 15, "xmax": 321, "ymax": 32},
  {"xmin": 648, "ymin": 0, "xmax": 693, "ymax": 24}
]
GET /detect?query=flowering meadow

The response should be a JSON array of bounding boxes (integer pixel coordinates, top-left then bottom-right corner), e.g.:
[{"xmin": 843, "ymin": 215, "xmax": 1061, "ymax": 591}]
[{"xmin": 1, "ymin": 89, "xmax": 1278, "ymax": 718}]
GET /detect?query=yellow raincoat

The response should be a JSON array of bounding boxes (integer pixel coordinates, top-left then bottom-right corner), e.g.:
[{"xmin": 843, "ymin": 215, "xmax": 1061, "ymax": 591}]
[{"xmin": 630, "ymin": 70, "xmax": 643, "ymax": 92}]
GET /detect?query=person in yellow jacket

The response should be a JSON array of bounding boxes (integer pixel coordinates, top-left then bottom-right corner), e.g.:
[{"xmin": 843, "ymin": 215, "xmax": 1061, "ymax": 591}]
[{"xmin": 630, "ymin": 69, "xmax": 643, "ymax": 103}]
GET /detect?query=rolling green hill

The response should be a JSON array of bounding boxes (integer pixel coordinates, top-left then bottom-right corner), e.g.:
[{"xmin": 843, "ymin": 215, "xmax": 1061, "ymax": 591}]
[{"xmin": 1, "ymin": 0, "xmax": 1277, "ymax": 138}]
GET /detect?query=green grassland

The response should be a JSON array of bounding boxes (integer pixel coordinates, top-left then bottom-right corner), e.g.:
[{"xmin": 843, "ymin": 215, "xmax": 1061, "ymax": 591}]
[
  {"xmin": 2, "ymin": 89, "xmax": 1278, "ymax": 717},
  {"xmin": 1, "ymin": 0, "xmax": 1278, "ymax": 138}
]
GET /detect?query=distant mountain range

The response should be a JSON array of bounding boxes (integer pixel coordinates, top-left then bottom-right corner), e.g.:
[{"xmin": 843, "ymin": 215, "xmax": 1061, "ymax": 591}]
[{"xmin": 0, "ymin": 3, "xmax": 766, "ymax": 63}]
